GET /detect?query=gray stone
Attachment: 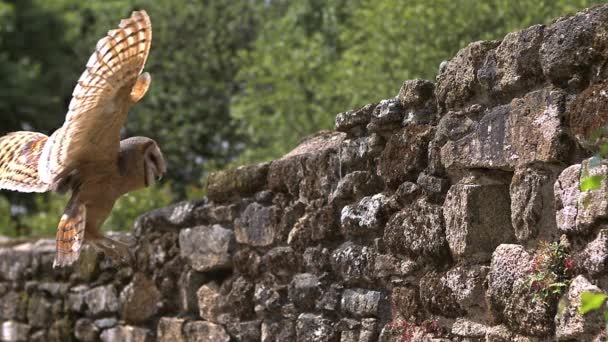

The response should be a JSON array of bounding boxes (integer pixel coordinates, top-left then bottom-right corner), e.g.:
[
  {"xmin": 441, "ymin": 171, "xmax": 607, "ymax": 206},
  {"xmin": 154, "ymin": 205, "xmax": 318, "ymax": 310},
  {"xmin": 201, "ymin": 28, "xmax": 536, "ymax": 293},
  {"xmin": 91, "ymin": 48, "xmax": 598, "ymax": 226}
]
[
  {"xmin": 419, "ymin": 271, "xmax": 465, "ymax": 318},
  {"xmin": 581, "ymin": 229, "xmax": 608, "ymax": 276},
  {"xmin": 510, "ymin": 166, "xmax": 560, "ymax": 242},
  {"xmin": 179, "ymin": 224, "xmax": 234, "ymax": 272},
  {"xmin": 316, "ymin": 284, "xmax": 342, "ymax": 312},
  {"xmin": 0, "ymin": 248, "xmax": 31, "ymax": 281},
  {"xmin": 288, "ymin": 273, "xmax": 322, "ymax": 311},
  {"xmin": 287, "ymin": 200, "xmax": 338, "ymax": 249},
  {"xmin": 340, "ymin": 194, "xmax": 391, "ymax": 237},
  {"xmin": 384, "ymin": 198, "xmax": 449, "ymax": 262},
  {"xmin": 206, "ymin": 162, "xmax": 269, "ymax": 202},
  {"xmin": 85, "ymin": 285, "xmax": 120, "ymax": 317},
  {"xmin": 226, "ymin": 320, "xmax": 262, "ymax": 342},
  {"xmin": 575, "ymin": 159, "xmax": 608, "ymax": 232},
  {"xmin": 67, "ymin": 285, "xmax": 89, "ymax": 313},
  {"xmin": 330, "ymin": 171, "xmax": 384, "ymax": 205},
  {"xmin": 555, "ymin": 275, "xmax": 604, "ymax": 341},
  {"xmin": 264, "ymin": 247, "xmax": 299, "ymax": 282},
  {"xmin": 120, "ymin": 273, "xmax": 161, "ymax": 323},
  {"xmin": 235, "ymin": 203, "xmax": 281, "ymax": 247},
  {"xmin": 94, "ymin": 318, "xmax": 118, "ymax": 329},
  {"xmin": 436, "ymin": 40, "xmax": 499, "ymax": 110},
  {"xmin": 331, "ymin": 243, "xmax": 375, "ymax": 284},
  {"xmin": 157, "ymin": 317, "xmax": 185, "ymax": 342},
  {"xmin": 393, "ymin": 181, "xmax": 421, "ymax": 206},
  {"xmin": 339, "ymin": 135, "xmax": 385, "ymax": 173},
  {"xmin": 100, "ymin": 326, "xmax": 152, "ymax": 342},
  {"xmin": 397, "ymin": 79, "xmax": 436, "ymax": 125},
  {"xmin": 335, "ymin": 103, "xmax": 376, "ymax": 134},
  {"xmin": 444, "ymin": 183, "xmax": 514, "ymax": 262},
  {"xmin": 451, "ymin": 318, "xmax": 488, "ymax": 337},
  {"xmin": 26, "ymin": 292, "xmax": 52, "ymax": 328},
  {"xmin": 440, "ymin": 88, "xmax": 571, "ymax": 171},
  {"xmin": 261, "ymin": 320, "xmax": 296, "ymax": 342},
  {"xmin": 487, "ymin": 244, "xmax": 531, "ymax": 313},
  {"xmin": 341, "ymin": 289, "xmax": 382, "ymax": 318},
  {"xmin": 75, "ymin": 318, "xmax": 100, "ymax": 342},
  {"xmin": 178, "ymin": 269, "xmax": 207, "ymax": 314},
  {"xmin": 303, "ymin": 246, "xmax": 331, "ymax": 274},
  {"xmin": 374, "ymin": 254, "xmax": 417, "ymax": 278},
  {"xmin": 554, "ymin": 164, "xmax": 582, "ymax": 233},
  {"xmin": 296, "ymin": 313, "xmax": 336, "ymax": 342},
  {"xmin": 134, "ymin": 200, "xmax": 199, "ymax": 236},
  {"xmin": 197, "ymin": 276, "xmax": 254, "ymax": 324},
  {"xmin": 443, "ymin": 265, "xmax": 488, "ymax": 316},
  {"xmin": 183, "ymin": 321, "xmax": 230, "ymax": 342},
  {"xmin": 391, "ymin": 286, "xmax": 423, "ymax": 322},
  {"xmin": 479, "ymin": 25, "xmax": 544, "ymax": 99},
  {"xmin": 540, "ymin": 5, "xmax": 608, "ymax": 88},
  {"xmin": 0, "ymin": 292, "xmax": 26, "ymax": 321},
  {"xmin": 367, "ymin": 99, "xmax": 404, "ymax": 133},
  {"xmin": 0, "ymin": 321, "xmax": 30, "ymax": 342}
]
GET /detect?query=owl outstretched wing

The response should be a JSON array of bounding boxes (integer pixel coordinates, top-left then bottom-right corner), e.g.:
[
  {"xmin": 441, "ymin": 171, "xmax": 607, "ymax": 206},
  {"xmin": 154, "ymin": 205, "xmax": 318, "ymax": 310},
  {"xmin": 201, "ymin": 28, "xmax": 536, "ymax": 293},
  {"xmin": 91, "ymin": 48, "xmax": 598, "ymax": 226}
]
[
  {"xmin": 0, "ymin": 131, "xmax": 51, "ymax": 193},
  {"xmin": 39, "ymin": 10, "xmax": 152, "ymax": 185}
]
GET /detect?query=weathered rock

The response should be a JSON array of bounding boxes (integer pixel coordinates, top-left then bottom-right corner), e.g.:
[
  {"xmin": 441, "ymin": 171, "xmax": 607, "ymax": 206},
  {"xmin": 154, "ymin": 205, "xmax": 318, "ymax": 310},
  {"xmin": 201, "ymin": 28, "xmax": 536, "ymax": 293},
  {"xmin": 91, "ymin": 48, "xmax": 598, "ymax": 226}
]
[
  {"xmin": 341, "ymin": 289, "xmax": 382, "ymax": 318},
  {"xmin": 288, "ymin": 273, "xmax": 322, "ymax": 311},
  {"xmin": 120, "ymin": 273, "xmax": 161, "ymax": 324},
  {"xmin": 451, "ymin": 318, "xmax": 488, "ymax": 338},
  {"xmin": 100, "ymin": 325, "xmax": 151, "ymax": 342},
  {"xmin": 182, "ymin": 321, "xmax": 230, "ymax": 342},
  {"xmin": 264, "ymin": 247, "xmax": 299, "ymax": 282},
  {"xmin": 416, "ymin": 173, "xmax": 448, "ymax": 201},
  {"xmin": 235, "ymin": 203, "xmax": 281, "ymax": 247},
  {"xmin": 378, "ymin": 125, "xmax": 434, "ymax": 188},
  {"xmin": 335, "ymin": 103, "xmax": 376, "ymax": 135},
  {"xmin": 367, "ymin": 99, "xmax": 404, "ymax": 134},
  {"xmin": 391, "ymin": 286, "xmax": 423, "ymax": 322},
  {"xmin": 581, "ymin": 229, "xmax": 608, "ymax": 276},
  {"xmin": 575, "ymin": 159, "xmax": 608, "ymax": 232},
  {"xmin": 393, "ymin": 181, "xmax": 421, "ymax": 206},
  {"xmin": 374, "ymin": 254, "xmax": 417, "ymax": 278},
  {"xmin": 339, "ymin": 135, "xmax": 385, "ymax": 173},
  {"xmin": 296, "ymin": 313, "xmax": 336, "ymax": 342},
  {"xmin": 0, "ymin": 291, "xmax": 26, "ymax": 321},
  {"xmin": 442, "ymin": 265, "xmax": 488, "ymax": 317},
  {"xmin": 0, "ymin": 321, "xmax": 30, "ymax": 342},
  {"xmin": 178, "ymin": 269, "xmax": 207, "ymax": 314},
  {"xmin": 510, "ymin": 166, "xmax": 560, "ymax": 242},
  {"xmin": 567, "ymin": 81, "xmax": 608, "ymax": 149},
  {"xmin": 554, "ymin": 164, "xmax": 582, "ymax": 233},
  {"xmin": 197, "ymin": 276, "xmax": 254, "ymax": 324},
  {"xmin": 303, "ymin": 246, "xmax": 331, "ymax": 274},
  {"xmin": 134, "ymin": 200, "xmax": 199, "ymax": 236},
  {"xmin": 315, "ymin": 284, "xmax": 342, "ymax": 312},
  {"xmin": 330, "ymin": 171, "xmax": 384, "ymax": 205},
  {"xmin": 340, "ymin": 194, "xmax": 392, "ymax": 237},
  {"xmin": 419, "ymin": 271, "xmax": 465, "ymax": 318},
  {"xmin": 226, "ymin": 320, "xmax": 261, "ymax": 342},
  {"xmin": 157, "ymin": 317, "xmax": 185, "ymax": 342},
  {"xmin": 26, "ymin": 292, "xmax": 52, "ymax": 328},
  {"xmin": 397, "ymin": 79, "xmax": 436, "ymax": 125},
  {"xmin": 288, "ymin": 200, "xmax": 338, "ymax": 249},
  {"xmin": 75, "ymin": 318, "xmax": 100, "ymax": 342},
  {"xmin": 268, "ymin": 131, "xmax": 344, "ymax": 199},
  {"xmin": 540, "ymin": 5, "xmax": 608, "ymax": 89},
  {"xmin": 555, "ymin": 276, "xmax": 604, "ymax": 341},
  {"xmin": 261, "ymin": 320, "xmax": 296, "ymax": 342},
  {"xmin": 384, "ymin": 199, "xmax": 449, "ymax": 263},
  {"xmin": 206, "ymin": 162, "xmax": 269, "ymax": 202},
  {"xmin": 478, "ymin": 25, "xmax": 544, "ymax": 99},
  {"xmin": 0, "ymin": 248, "xmax": 31, "ymax": 282},
  {"xmin": 331, "ymin": 243, "xmax": 375, "ymax": 285},
  {"xmin": 441, "ymin": 88, "xmax": 572, "ymax": 170},
  {"xmin": 487, "ymin": 244, "xmax": 554, "ymax": 336},
  {"xmin": 179, "ymin": 224, "xmax": 234, "ymax": 271},
  {"xmin": 233, "ymin": 248, "xmax": 262, "ymax": 278},
  {"xmin": 444, "ymin": 183, "xmax": 514, "ymax": 262},
  {"xmin": 436, "ymin": 40, "xmax": 499, "ymax": 110},
  {"xmin": 84, "ymin": 285, "xmax": 120, "ymax": 317}
]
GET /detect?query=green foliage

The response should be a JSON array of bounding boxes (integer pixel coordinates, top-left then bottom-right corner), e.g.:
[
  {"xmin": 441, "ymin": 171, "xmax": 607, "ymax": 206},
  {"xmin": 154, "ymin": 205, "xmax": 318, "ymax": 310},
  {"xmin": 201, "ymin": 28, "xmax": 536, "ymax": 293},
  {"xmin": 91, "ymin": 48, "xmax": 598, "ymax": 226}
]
[
  {"xmin": 580, "ymin": 292, "xmax": 608, "ymax": 315},
  {"xmin": 528, "ymin": 241, "xmax": 576, "ymax": 303},
  {"xmin": 19, "ymin": 192, "xmax": 67, "ymax": 238},
  {"xmin": 581, "ymin": 175, "xmax": 604, "ymax": 192},
  {"xmin": 0, "ymin": 196, "xmax": 16, "ymax": 237},
  {"xmin": 102, "ymin": 183, "xmax": 173, "ymax": 232}
]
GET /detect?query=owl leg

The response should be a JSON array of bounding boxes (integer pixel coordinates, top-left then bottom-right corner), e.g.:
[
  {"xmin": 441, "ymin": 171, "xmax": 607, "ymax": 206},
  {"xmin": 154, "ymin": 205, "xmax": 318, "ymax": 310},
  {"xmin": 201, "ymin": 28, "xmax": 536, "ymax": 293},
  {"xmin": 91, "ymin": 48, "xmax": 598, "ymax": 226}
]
[{"xmin": 89, "ymin": 236, "xmax": 133, "ymax": 265}]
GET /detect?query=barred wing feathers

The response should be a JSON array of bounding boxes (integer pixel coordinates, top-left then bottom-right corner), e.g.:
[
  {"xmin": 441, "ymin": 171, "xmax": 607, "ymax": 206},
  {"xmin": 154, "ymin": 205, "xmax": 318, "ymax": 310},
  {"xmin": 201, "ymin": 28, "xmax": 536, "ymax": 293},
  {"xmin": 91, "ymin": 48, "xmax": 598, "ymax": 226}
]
[
  {"xmin": 0, "ymin": 131, "xmax": 51, "ymax": 193},
  {"xmin": 39, "ymin": 10, "xmax": 152, "ymax": 184}
]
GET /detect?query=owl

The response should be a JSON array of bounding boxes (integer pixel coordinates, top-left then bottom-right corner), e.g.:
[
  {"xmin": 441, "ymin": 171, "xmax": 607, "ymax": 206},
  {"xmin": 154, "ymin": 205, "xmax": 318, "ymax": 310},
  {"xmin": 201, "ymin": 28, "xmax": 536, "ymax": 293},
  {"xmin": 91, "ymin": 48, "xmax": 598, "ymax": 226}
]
[{"xmin": 0, "ymin": 10, "xmax": 166, "ymax": 267}]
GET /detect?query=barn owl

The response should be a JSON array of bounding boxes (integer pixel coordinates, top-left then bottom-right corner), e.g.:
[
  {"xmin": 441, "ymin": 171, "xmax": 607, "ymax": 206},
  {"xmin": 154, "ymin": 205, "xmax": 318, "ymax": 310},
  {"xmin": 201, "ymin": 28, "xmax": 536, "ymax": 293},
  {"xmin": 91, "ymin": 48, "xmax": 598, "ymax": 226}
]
[{"xmin": 0, "ymin": 10, "xmax": 166, "ymax": 267}]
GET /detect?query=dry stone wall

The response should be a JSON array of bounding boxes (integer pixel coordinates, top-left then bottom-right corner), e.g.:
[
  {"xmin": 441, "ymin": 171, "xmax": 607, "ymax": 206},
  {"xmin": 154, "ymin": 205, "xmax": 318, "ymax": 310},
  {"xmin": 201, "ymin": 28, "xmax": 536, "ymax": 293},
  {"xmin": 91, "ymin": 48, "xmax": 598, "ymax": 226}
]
[{"xmin": 3, "ymin": 4, "xmax": 608, "ymax": 341}]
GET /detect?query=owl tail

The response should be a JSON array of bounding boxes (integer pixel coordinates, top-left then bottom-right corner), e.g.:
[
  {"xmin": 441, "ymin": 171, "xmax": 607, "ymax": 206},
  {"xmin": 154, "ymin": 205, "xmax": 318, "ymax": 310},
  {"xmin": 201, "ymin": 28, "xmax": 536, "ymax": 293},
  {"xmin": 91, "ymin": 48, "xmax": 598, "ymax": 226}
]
[{"xmin": 53, "ymin": 194, "xmax": 86, "ymax": 268}]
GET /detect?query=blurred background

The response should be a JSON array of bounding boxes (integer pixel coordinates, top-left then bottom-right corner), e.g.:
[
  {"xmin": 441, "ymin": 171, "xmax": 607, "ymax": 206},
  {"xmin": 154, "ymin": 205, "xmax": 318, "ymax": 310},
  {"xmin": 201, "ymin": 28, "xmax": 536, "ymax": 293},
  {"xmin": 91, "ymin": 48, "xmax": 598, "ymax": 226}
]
[{"xmin": 0, "ymin": 0, "xmax": 603, "ymax": 237}]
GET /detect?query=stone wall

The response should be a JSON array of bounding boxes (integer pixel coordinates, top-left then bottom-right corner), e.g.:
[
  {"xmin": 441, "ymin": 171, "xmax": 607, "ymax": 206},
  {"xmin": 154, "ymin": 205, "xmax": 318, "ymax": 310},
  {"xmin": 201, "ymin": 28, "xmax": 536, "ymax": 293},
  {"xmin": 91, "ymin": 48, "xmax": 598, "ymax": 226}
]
[{"xmin": 2, "ymin": 4, "xmax": 608, "ymax": 341}]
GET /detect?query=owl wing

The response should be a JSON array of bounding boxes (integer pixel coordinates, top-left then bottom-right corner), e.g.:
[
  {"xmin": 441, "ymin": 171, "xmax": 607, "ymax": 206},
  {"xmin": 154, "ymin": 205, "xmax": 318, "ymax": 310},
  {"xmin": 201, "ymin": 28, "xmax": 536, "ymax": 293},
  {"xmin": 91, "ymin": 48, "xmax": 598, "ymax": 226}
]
[
  {"xmin": 0, "ymin": 131, "xmax": 51, "ymax": 193},
  {"xmin": 53, "ymin": 192, "xmax": 86, "ymax": 268},
  {"xmin": 39, "ymin": 10, "xmax": 152, "ymax": 184}
]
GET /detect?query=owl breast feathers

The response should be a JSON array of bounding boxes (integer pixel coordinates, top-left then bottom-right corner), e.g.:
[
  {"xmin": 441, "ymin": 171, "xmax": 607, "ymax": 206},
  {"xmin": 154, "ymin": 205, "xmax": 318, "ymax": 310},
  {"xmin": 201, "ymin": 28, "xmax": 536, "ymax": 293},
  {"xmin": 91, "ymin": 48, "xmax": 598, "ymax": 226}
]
[{"xmin": 0, "ymin": 10, "xmax": 167, "ymax": 268}]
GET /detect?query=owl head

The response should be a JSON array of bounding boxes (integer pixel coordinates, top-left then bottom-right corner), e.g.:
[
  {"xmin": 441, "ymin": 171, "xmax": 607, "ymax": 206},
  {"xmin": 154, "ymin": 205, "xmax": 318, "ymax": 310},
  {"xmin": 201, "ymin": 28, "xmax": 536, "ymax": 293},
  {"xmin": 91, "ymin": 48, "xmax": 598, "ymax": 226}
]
[{"xmin": 119, "ymin": 136, "xmax": 166, "ymax": 188}]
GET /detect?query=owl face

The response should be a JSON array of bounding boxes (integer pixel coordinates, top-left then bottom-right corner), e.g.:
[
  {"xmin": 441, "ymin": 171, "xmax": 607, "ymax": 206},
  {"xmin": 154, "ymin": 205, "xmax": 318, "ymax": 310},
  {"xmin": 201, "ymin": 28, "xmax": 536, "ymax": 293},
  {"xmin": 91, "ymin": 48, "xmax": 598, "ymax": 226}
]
[{"xmin": 143, "ymin": 141, "xmax": 166, "ymax": 187}]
